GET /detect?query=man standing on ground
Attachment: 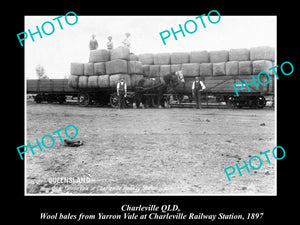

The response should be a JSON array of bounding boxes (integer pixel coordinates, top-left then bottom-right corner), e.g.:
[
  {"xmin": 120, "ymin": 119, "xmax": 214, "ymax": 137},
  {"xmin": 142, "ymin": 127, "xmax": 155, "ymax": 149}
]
[
  {"xmin": 192, "ymin": 76, "xmax": 206, "ymax": 109},
  {"xmin": 89, "ymin": 34, "xmax": 98, "ymax": 50},
  {"xmin": 117, "ymin": 78, "xmax": 127, "ymax": 109}
]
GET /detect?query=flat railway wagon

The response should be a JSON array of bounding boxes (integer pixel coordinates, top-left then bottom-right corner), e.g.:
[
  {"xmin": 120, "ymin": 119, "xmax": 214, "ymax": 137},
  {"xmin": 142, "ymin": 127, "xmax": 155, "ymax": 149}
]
[
  {"xmin": 171, "ymin": 74, "xmax": 274, "ymax": 108},
  {"xmin": 27, "ymin": 79, "xmax": 76, "ymax": 104},
  {"xmin": 27, "ymin": 73, "xmax": 274, "ymax": 109},
  {"xmin": 27, "ymin": 78, "xmax": 122, "ymax": 106}
]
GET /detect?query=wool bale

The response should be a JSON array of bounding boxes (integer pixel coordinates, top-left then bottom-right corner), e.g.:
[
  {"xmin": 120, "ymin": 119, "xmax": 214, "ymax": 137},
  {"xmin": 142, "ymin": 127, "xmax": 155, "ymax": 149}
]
[
  {"xmin": 128, "ymin": 61, "xmax": 143, "ymax": 74},
  {"xmin": 199, "ymin": 63, "xmax": 213, "ymax": 76},
  {"xmin": 83, "ymin": 63, "xmax": 94, "ymax": 76},
  {"xmin": 109, "ymin": 74, "xmax": 131, "ymax": 89},
  {"xmin": 250, "ymin": 46, "xmax": 275, "ymax": 61},
  {"xmin": 225, "ymin": 61, "xmax": 238, "ymax": 76},
  {"xmin": 105, "ymin": 59, "xmax": 128, "ymax": 75},
  {"xmin": 70, "ymin": 63, "xmax": 84, "ymax": 76},
  {"xmin": 149, "ymin": 65, "xmax": 160, "ymax": 77},
  {"xmin": 153, "ymin": 53, "xmax": 171, "ymax": 65},
  {"xmin": 98, "ymin": 75, "xmax": 110, "ymax": 88},
  {"xmin": 252, "ymin": 60, "xmax": 273, "ymax": 75},
  {"xmin": 209, "ymin": 50, "xmax": 229, "ymax": 63},
  {"xmin": 89, "ymin": 49, "xmax": 110, "ymax": 62},
  {"xmin": 131, "ymin": 74, "xmax": 144, "ymax": 87},
  {"xmin": 160, "ymin": 65, "xmax": 171, "ymax": 76},
  {"xmin": 87, "ymin": 76, "xmax": 99, "ymax": 88},
  {"xmin": 190, "ymin": 51, "xmax": 209, "ymax": 63},
  {"xmin": 229, "ymin": 48, "xmax": 250, "ymax": 61},
  {"xmin": 170, "ymin": 52, "xmax": 190, "ymax": 64},
  {"xmin": 171, "ymin": 64, "xmax": 182, "ymax": 73},
  {"xmin": 94, "ymin": 62, "xmax": 106, "ymax": 75},
  {"xmin": 78, "ymin": 76, "xmax": 89, "ymax": 88},
  {"xmin": 181, "ymin": 63, "xmax": 200, "ymax": 77},
  {"xmin": 68, "ymin": 75, "xmax": 79, "ymax": 89},
  {"xmin": 138, "ymin": 53, "xmax": 154, "ymax": 65},
  {"xmin": 129, "ymin": 54, "xmax": 139, "ymax": 61},
  {"xmin": 238, "ymin": 61, "xmax": 252, "ymax": 75},
  {"xmin": 213, "ymin": 63, "xmax": 226, "ymax": 76},
  {"xmin": 110, "ymin": 46, "xmax": 130, "ymax": 61},
  {"xmin": 142, "ymin": 65, "xmax": 150, "ymax": 77}
]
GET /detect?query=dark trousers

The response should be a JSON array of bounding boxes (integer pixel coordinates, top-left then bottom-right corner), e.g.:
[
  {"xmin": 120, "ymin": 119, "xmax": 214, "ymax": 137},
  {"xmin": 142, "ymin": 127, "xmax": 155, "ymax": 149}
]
[
  {"xmin": 194, "ymin": 90, "xmax": 201, "ymax": 109},
  {"xmin": 118, "ymin": 92, "xmax": 125, "ymax": 109}
]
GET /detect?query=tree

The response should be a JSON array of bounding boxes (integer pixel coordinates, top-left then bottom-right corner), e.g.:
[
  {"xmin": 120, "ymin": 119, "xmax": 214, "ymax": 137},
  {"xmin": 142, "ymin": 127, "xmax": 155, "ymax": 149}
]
[{"xmin": 35, "ymin": 64, "xmax": 49, "ymax": 79}]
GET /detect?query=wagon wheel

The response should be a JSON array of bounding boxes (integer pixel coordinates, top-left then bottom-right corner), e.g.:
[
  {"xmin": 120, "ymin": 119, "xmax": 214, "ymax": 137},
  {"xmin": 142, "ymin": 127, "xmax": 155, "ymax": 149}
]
[
  {"xmin": 110, "ymin": 92, "xmax": 119, "ymax": 108},
  {"xmin": 78, "ymin": 92, "xmax": 90, "ymax": 107},
  {"xmin": 256, "ymin": 96, "xmax": 266, "ymax": 109},
  {"xmin": 34, "ymin": 94, "xmax": 43, "ymax": 103},
  {"xmin": 226, "ymin": 96, "xmax": 237, "ymax": 108}
]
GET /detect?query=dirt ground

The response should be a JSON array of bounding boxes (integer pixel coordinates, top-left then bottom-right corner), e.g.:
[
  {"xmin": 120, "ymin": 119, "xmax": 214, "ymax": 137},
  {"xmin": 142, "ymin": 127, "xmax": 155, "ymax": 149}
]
[{"xmin": 25, "ymin": 102, "xmax": 276, "ymax": 195}]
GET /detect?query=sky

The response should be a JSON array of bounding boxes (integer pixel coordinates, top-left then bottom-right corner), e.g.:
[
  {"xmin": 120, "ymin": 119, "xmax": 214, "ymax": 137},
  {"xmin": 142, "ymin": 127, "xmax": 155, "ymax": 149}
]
[{"xmin": 24, "ymin": 15, "xmax": 276, "ymax": 79}]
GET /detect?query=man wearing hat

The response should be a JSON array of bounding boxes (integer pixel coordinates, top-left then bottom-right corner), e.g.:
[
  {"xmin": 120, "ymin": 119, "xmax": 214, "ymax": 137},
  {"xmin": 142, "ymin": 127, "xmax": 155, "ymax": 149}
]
[
  {"xmin": 116, "ymin": 78, "xmax": 127, "ymax": 109},
  {"xmin": 192, "ymin": 76, "xmax": 206, "ymax": 109}
]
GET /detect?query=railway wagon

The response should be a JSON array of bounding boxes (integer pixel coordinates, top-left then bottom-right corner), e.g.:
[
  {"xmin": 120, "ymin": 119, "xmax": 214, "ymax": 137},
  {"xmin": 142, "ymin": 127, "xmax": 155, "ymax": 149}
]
[
  {"xmin": 27, "ymin": 79, "xmax": 77, "ymax": 104},
  {"xmin": 27, "ymin": 77, "xmax": 140, "ymax": 107},
  {"xmin": 27, "ymin": 73, "xmax": 274, "ymax": 109},
  {"xmin": 172, "ymin": 74, "xmax": 274, "ymax": 108}
]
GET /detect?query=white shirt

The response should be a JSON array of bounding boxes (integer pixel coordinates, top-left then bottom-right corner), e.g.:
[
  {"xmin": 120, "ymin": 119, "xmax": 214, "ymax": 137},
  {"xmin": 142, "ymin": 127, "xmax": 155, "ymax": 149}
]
[
  {"xmin": 122, "ymin": 38, "xmax": 131, "ymax": 51},
  {"xmin": 192, "ymin": 80, "xmax": 206, "ymax": 90},
  {"xmin": 117, "ymin": 82, "xmax": 127, "ymax": 91}
]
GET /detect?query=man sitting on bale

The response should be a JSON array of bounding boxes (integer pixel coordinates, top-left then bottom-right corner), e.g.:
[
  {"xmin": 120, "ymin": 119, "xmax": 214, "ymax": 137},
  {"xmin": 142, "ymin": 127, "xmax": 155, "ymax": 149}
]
[
  {"xmin": 117, "ymin": 78, "xmax": 127, "ymax": 109},
  {"xmin": 192, "ymin": 76, "xmax": 206, "ymax": 109}
]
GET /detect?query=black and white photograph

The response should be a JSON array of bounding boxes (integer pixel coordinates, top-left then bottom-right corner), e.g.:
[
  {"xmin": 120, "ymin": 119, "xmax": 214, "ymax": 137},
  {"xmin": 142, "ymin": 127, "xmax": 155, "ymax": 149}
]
[
  {"xmin": 15, "ymin": 7, "xmax": 297, "ymax": 225},
  {"xmin": 24, "ymin": 15, "xmax": 276, "ymax": 195}
]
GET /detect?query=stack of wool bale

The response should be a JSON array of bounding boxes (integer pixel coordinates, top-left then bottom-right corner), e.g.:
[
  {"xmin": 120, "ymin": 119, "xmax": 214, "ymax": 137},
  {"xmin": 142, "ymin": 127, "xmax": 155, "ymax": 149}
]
[
  {"xmin": 137, "ymin": 46, "xmax": 275, "ymax": 93},
  {"xmin": 68, "ymin": 46, "xmax": 274, "ymax": 93},
  {"xmin": 137, "ymin": 46, "xmax": 274, "ymax": 78},
  {"xmin": 68, "ymin": 46, "xmax": 144, "ymax": 90}
]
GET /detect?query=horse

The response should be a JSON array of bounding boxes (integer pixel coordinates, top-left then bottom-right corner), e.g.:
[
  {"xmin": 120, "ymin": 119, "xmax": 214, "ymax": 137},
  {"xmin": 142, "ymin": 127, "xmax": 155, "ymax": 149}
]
[
  {"xmin": 163, "ymin": 70, "xmax": 185, "ymax": 88},
  {"xmin": 136, "ymin": 70, "xmax": 185, "ymax": 107},
  {"xmin": 137, "ymin": 70, "xmax": 185, "ymax": 89}
]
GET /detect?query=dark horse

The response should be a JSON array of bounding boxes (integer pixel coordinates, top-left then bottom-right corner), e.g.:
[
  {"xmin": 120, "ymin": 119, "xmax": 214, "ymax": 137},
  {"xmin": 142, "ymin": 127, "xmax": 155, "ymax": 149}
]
[{"xmin": 136, "ymin": 71, "xmax": 185, "ymax": 107}]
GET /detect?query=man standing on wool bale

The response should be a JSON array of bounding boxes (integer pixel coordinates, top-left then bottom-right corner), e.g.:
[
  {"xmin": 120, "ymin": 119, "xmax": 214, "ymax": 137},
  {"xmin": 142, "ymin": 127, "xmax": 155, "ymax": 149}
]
[
  {"xmin": 192, "ymin": 76, "xmax": 206, "ymax": 109},
  {"xmin": 122, "ymin": 32, "xmax": 131, "ymax": 52},
  {"xmin": 89, "ymin": 34, "xmax": 98, "ymax": 50},
  {"xmin": 107, "ymin": 36, "xmax": 113, "ymax": 50},
  {"xmin": 117, "ymin": 78, "xmax": 127, "ymax": 109}
]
